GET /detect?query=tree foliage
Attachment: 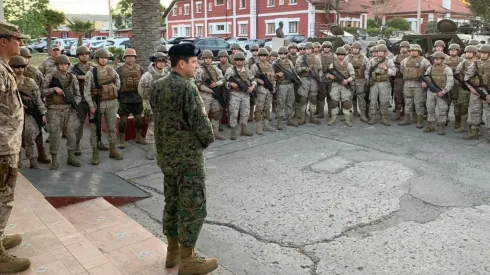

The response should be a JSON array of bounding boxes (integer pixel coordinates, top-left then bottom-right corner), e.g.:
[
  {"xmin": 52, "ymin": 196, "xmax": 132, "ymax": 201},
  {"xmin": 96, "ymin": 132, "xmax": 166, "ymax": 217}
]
[
  {"xmin": 112, "ymin": 0, "xmax": 167, "ymax": 29},
  {"xmin": 468, "ymin": 0, "xmax": 490, "ymax": 22},
  {"xmin": 67, "ymin": 19, "xmax": 94, "ymax": 46},
  {"xmin": 4, "ymin": 0, "xmax": 49, "ymax": 41},
  {"xmin": 367, "ymin": 18, "xmax": 379, "ymax": 29},
  {"xmin": 42, "ymin": 9, "xmax": 66, "ymax": 48},
  {"xmin": 425, "ymin": 21, "xmax": 439, "ymax": 34},
  {"xmin": 387, "ymin": 17, "xmax": 410, "ymax": 31}
]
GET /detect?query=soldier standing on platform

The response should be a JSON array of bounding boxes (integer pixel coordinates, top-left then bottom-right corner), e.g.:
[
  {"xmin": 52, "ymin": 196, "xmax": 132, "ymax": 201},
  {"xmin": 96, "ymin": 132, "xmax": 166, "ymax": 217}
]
[{"xmin": 149, "ymin": 43, "xmax": 218, "ymax": 274}]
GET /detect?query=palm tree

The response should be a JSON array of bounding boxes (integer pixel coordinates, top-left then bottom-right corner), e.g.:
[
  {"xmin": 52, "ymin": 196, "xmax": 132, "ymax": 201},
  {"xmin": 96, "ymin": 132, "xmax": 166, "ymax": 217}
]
[
  {"xmin": 67, "ymin": 19, "xmax": 95, "ymax": 46},
  {"xmin": 131, "ymin": 0, "xmax": 162, "ymax": 68},
  {"xmin": 42, "ymin": 9, "xmax": 65, "ymax": 48}
]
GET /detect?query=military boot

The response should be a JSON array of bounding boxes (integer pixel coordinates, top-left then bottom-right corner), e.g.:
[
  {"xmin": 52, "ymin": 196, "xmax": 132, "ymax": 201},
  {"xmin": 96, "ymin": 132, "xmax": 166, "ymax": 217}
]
[
  {"xmin": 109, "ymin": 144, "xmax": 123, "ymax": 160},
  {"xmin": 263, "ymin": 120, "xmax": 276, "ymax": 131},
  {"xmin": 67, "ymin": 151, "xmax": 81, "ymax": 167},
  {"xmin": 92, "ymin": 148, "xmax": 100, "ymax": 165},
  {"xmin": 344, "ymin": 115, "xmax": 352, "ymax": 127},
  {"xmin": 147, "ymin": 144, "xmax": 156, "ymax": 160},
  {"xmin": 0, "ymin": 250, "xmax": 31, "ymax": 273},
  {"xmin": 277, "ymin": 118, "xmax": 284, "ymax": 130},
  {"xmin": 327, "ymin": 115, "xmax": 337, "ymax": 126},
  {"xmin": 380, "ymin": 115, "xmax": 391, "ymax": 126},
  {"xmin": 416, "ymin": 115, "xmax": 424, "ymax": 129},
  {"xmin": 37, "ymin": 146, "xmax": 51, "ymax": 164},
  {"xmin": 2, "ymin": 234, "xmax": 22, "ymax": 250},
  {"xmin": 136, "ymin": 130, "xmax": 147, "ymax": 144},
  {"xmin": 287, "ymin": 116, "xmax": 298, "ymax": 127},
  {"xmin": 394, "ymin": 110, "xmax": 401, "ymax": 121},
  {"xmin": 165, "ymin": 237, "xmax": 181, "ymax": 268},
  {"xmin": 178, "ymin": 247, "xmax": 218, "ymax": 275},
  {"xmin": 212, "ymin": 124, "xmax": 225, "ymax": 140},
  {"xmin": 438, "ymin": 123, "xmax": 446, "ymax": 135},
  {"xmin": 97, "ymin": 140, "xmax": 109, "ymax": 151},
  {"xmin": 368, "ymin": 116, "xmax": 376, "ymax": 125},
  {"xmin": 398, "ymin": 115, "xmax": 411, "ymax": 126},
  {"xmin": 454, "ymin": 115, "xmax": 461, "ymax": 130},
  {"xmin": 256, "ymin": 121, "xmax": 263, "ymax": 135},
  {"xmin": 454, "ymin": 121, "xmax": 467, "ymax": 133},
  {"xmin": 298, "ymin": 111, "xmax": 306, "ymax": 125},
  {"xmin": 309, "ymin": 114, "xmax": 321, "ymax": 125},
  {"xmin": 231, "ymin": 127, "xmax": 237, "ymax": 140},
  {"xmin": 463, "ymin": 125, "xmax": 479, "ymax": 140},
  {"xmin": 29, "ymin": 158, "xmax": 39, "ymax": 169},
  {"xmin": 74, "ymin": 140, "xmax": 82, "ymax": 156},
  {"xmin": 49, "ymin": 154, "xmax": 58, "ymax": 170},
  {"xmin": 423, "ymin": 121, "xmax": 435, "ymax": 133},
  {"xmin": 360, "ymin": 112, "xmax": 368, "ymax": 123},
  {"xmin": 241, "ymin": 124, "xmax": 253, "ymax": 136}
]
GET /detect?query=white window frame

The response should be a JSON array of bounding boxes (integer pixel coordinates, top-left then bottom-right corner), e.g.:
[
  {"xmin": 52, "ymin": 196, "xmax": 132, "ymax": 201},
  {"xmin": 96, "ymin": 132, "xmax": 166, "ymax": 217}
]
[
  {"xmin": 196, "ymin": 2, "xmax": 202, "ymax": 13},
  {"xmin": 227, "ymin": 0, "xmax": 231, "ymax": 9},
  {"xmin": 240, "ymin": 0, "xmax": 246, "ymax": 9},
  {"xmin": 208, "ymin": 22, "xmax": 232, "ymax": 35},
  {"xmin": 289, "ymin": 0, "xmax": 297, "ymax": 4},
  {"xmin": 288, "ymin": 21, "xmax": 298, "ymax": 34},
  {"xmin": 184, "ymin": 4, "xmax": 190, "ymax": 15},
  {"xmin": 266, "ymin": 23, "xmax": 276, "ymax": 35},
  {"xmin": 179, "ymin": 7, "xmax": 182, "ymax": 15},
  {"xmin": 215, "ymin": 0, "xmax": 224, "ymax": 5},
  {"xmin": 238, "ymin": 21, "xmax": 248, "ymax": 36},
  {"xmin": 172, "ymin": 6, "xmax": 177, "ymax": 16},
  {"xmin": 185, "ymin": 26, "xmax": 191, "ymax": 36},
  {"xmin": 267, "ymin": 0, "xmax": 274, "ymax": 7},
  {"xmin": 279, "ymin": 0, "xmax": 284, "ymax": 4},
  {"xmin": 208, "ymin": 3, "xmax": 213, "ymax": 11},
  {"xmin": 173, "ymin": 27, "xmax": 178, "ymax": 36},
  {"xmin": 196, "ymin": 25, "xmax": 203, "ymax": 36}
]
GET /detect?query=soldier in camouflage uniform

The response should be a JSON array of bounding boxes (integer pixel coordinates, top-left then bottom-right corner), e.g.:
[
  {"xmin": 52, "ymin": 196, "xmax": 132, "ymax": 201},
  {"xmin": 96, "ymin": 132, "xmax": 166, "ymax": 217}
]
[
  {"xmin": 392, "ymin": 41, "xmax": 410, "ymax": 120},
  {"xmin": 365, "ymin": 44, "xmax": 396, "ymax": 126},
  {"xmin": 423, "ymin": 52, "xmax": 454, "ymax": 135},
  {"xmin": 377, "ymin": 40, "xmax": 394, "ymax": 59},
  {"xmin": 432, "ymin": 40, "xmax": 449, "ymax": 60},
  {"xmin": 287, "ymin": 43, "xmax": 301, "ymax": 119},
  {"xmin": 39, "ymin": 44, "xmax": 61, "ymax": 75},
  {"xmin": 313, "ymin": 42, "xmax": 321, "ymax": 58},
  {"xmin": 194, "ymin": 50, "xmax": 227, "ymax": 140},
  {"xmin": 41, "ymin": 55, "xmax": 82, "ymax": 169},
  {"xmin": 251, "ymin": 48, "xmax": 276, "ymax": 134},
  {"xmin": 217, "ymin": 50, "xmax": 232, "ymax": 131},
  {"xmin": 149, "ymin": 43, "xmax": 218, "ymax": 274},
  {"xmin": 343, "ymin": 44, "xmax": 352, "ymax": 55},
  {"xmin": 295, "ymin": 42, "xmax": 322, "ymax": 125},
  {"xmin": 83, "ymin": 49, "xmax": 123, "ymax": 165},
  {"xmin": 445, "ymin": 44, "xmax": 465, "ymax": 130},
  {"xmin": 138, "ymin": 52, "xmax": 169, "ymax": 160},
  {"xmin": 274, "ymin": 46, "xmax": 298, "ymax": 129},
  {"xmin": 10, "ymin": 56, "xmax": 47, "ymax": 169},
  {"xmin": 366, "ymin": 41, "xmax": 376, "ymax": 59},
  {"xmin": 0, "ymin": 22, "xmax": 32, "ymax": 273},
  {"xmin": 346, "ymin": 42, "xmax": 370, "ymax": 122},
  {"xmin": 248, "ymin": 44, "xmax": 260, "ymax": 68},
  {"xmin": 399, "ymin": 44, "xmax": 432, "ymax": 128},
  {"xmin": 327, "ymin": 47, "xmax": 355, "ymax": 126},
  {"xmin": 454, "ymin": 46, "xmax": 479, "ymax": 133},
  {"xmin": 288, "ymin": 43, "xmax": 299, "ymax": 64},
  {"xmin": 116, "ymin": 48, "xmax": 146, "ymax": 148},
  {"xmin": 225, "ymin": 52, "xmax": 257, "ymax": 140},
  {"xmin": 463, "ymin": 44, "xmax": 490, "ymax": 141},
  {"xmin": 318, "ymin": 41, "xmax": 336, "ymax": 119}
]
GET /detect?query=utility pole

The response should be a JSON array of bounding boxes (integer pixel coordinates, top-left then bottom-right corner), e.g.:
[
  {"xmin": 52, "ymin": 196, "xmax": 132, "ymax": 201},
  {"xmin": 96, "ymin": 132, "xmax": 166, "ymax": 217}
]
[
  {"xmin": 0, "ymin": 0, "xmax": 4, "ymax": 23},
  {"xmin": 108, "ymin": 0, "xmax": 114, "ymax": 38},
  {"xmin": 416, "ymin": 0, "xmax": 422, "ymax": 33}
]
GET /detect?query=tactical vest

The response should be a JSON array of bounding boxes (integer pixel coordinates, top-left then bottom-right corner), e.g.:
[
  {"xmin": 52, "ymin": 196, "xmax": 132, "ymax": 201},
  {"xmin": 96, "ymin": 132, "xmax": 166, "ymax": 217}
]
[
  {"xmin": 18, "ymin": 77, "xmax": 34, "ymax": 96},
  {"xmin": 299, "ymin": 54, "xmax": 317, "ymax": 77},
  {"xmin": 403, "ymin": 56, "xmax": 425, "ymax": 81},
  {"xmin": 18, "ymin": 78, "xmax": 37, "ymax": 113},
  {"xmin": 348, "ymin": 54, "xmax": 365, "ymax": 79},
  {"xmin": 470, "ymin": 59, "xmax": 490, "ymax": 87},
  {"xmin": 150, "ymin": 70, "xmax": 166, "ymax": 82},
  {"xmin": 321, "ymin": 53, "xmax": 335, "ymax": 73},
  {"xmin": 24, "ymin": 66, "xmax": 37, "ymax": 81},
  {"xmin": 257, "ymin": 61, "xmax": 272, "ymax": 75},
  {"xmin": 288, "ymin": 54, "xmax": 298, "ymax": 65},
  {"xmin": 461, "ymin": 58, "xmax": 475, "ymax": 76},
  {"xmin": 248, "ymin": 57, "xmax": 257, "ymax": 69},
  {"xmin": 371, "ymin": 58, "xmax": 389, "ymax": 82},
  {"xmin": 121, "ymin": 64, "xmax": 142, "ymax": 92},
  {"xmin": 73, "ymin": 63, "xmax": 88, "ymax": 95},
  {"xmin": 218, "ymin": 62, "xmax": 232, "ymax": 75},
  {"xmin": 91, "ymin": 67, "xmax": 117, "ymax": 101},
  {"xmin": 46, "ymin": 72, "xmax": 72, "ymax": 105},
  {"xmin": 202, "ymin": 64, "xmax": 218, "ymax": 82},
  {"xmin": 333, "ymin": 60, "xmax": 349, "ymax": 79},
  {"xmin": 446, "ymin": 56, "xmax": 463, "ymax": 70},
  {"xmin": 394, "ymin": 53, "xmax": 409, "ymax": 78},
  {"xmin": 430, "ymin": 65, "xmax": 447, "ymax": 89},
  {"xmin": 275, "ymin": 59, "xmax": 293, "ymax": 83},
  {"xmin": 234, "ymin": 66, "xmax": 250, "ymax": 91}
]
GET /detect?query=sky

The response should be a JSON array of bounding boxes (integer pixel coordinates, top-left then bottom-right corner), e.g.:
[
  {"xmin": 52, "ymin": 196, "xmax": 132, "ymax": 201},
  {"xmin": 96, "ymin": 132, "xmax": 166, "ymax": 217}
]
[{"xmin": 49, "ymin": 0, "xmax": 172, "ymax": 15}]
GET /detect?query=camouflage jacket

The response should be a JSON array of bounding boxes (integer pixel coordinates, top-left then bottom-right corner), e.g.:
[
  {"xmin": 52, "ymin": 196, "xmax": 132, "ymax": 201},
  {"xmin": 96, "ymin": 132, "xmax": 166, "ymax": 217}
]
[
  {"xmin": 38, "ymin": 56, "xmax": 57, "ymax": 76},
  {"xmin": 0, "ymin": 58, "xmax": 24, "ymax": 156},
  {"xmin": 138, "ymin": 65, "xmax": 169, "ymax": 111},
  {"xmin": 24, "ymin": 65, "xmax": 44, "ymax": 87},
  {"xmin": 150, "ymin": 71, "xmax": 214, "ymax": 171},
  {"xmin": 41, "ymin": 70, "xmax": 82, "ymax": 108},
  {"xmin": 18, "ymin": 76, "xmax": 47, "ymax": 115},
  {"xmin": 83, "ymin": 65, "xmax": 121, "ymax": 108}
]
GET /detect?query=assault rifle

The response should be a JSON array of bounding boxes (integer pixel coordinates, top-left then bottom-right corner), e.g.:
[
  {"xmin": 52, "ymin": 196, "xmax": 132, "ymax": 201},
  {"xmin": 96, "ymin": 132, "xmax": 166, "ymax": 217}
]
[
  {"xmin": 89, "ymin": 67, "xmax": 103, "ymax": 142},
  {"xmin": 302, "ymin": 59, "xmax": 325, "ymax": 91},
  {"xmin": 49, "ymin": 76, "xmax": 80, "ymax": 113},
  {"xmin": 326, "ymin": 68, "xmax": 348, "ymax": 85},
  {"xmin": 202, "ymin": 64, "xmax": 227, "ymax": 108},
  {"xmin": 419, "ymin": 75, "xmax": 442, "ymax": 94},
  {"xmin": 19, "ymin": 90, "xmax": 45, "ymax": 131},
  {"xmin": 255, "ymin": 65, "xmax": 274, "ymax": 92},
  {"xmin": 229, "ymin": 67, "xmax": 256, "ymax": 99},
  {"xmin": 453, "ymin": 71, "xmax": 471, "ymax": 92},
  {"xmin": 272, "ymin": 62, "xmax": 303, "ymax": 92},
  {"xmin": 467, "ymin": 62, "xmax": 490, "ymax": 101}
]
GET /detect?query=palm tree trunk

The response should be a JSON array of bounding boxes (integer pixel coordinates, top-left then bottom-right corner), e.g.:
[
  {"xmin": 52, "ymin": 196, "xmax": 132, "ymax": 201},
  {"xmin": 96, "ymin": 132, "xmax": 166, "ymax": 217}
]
[
  {"xmin": 78, "ymin": 35, "xmax": 83, "ymax": 48},
  {"xmin": 131, "ymin": 0, "xmax": 161, "ymax": 69}
]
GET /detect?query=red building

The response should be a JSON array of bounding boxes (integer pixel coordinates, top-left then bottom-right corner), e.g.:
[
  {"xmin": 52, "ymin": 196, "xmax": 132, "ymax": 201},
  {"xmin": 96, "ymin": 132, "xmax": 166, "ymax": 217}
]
[{"xmin": 164, "ymin": 0, "xmax": 368, "ymax": 39}]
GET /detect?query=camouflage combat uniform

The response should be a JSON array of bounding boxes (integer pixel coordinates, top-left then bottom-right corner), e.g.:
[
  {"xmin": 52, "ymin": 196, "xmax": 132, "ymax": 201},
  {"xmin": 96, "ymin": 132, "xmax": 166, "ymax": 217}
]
[
  {"xmin": 424, "ymin": 63, "xmax": 454, "ymax": 127},
  {"xmin": 464, "ymin": 57, "xmax": 490, "ymax": 139},
  {"xmin": 295, "ymin": 51, "xmax": 322, "ymax": 124},
  {"xmin": 327, "ymin": 60, "xmax": 356, "ymax": 126},
  {"xmin": 346, "ymin": 52, "xmax": 369, "ymax": 120},
  {"xmin": 251, "ymin": 60, "xmax": 276, "ymax": 134},
  {"xmin": 273, "ymin": 58, "xmax": 297, "ymax": 128},
  {"xmin": 319, "ymin": 51, "xmax": 336, "ymax": 118},
  {"xmin": 38, "ymin": 56, "xmax": 57, "ymax": 76},
  {"xmin": 366, "ymin": 56, "xmax": 397, "ymax": 125},
  {"xmin": 24, "ymin": 65, "xmax": 44, "ymax": 87},
  {"xmin": 71, "ymin": 61, "xmax": 95, "ymax": 152},
  {"xmin": 445, "ymin": 55, "xmax": 465, "ymax": 128},
  {"xmin": 454, "ymin": 56, "xmax": 477, "ymax": 132},
  {"xmin": 392, "ymin": 52, "xmax": 410, "ymax": 116},
  {"xmin": 400, "ymin": 55, "xmax": 431, "ymax": 126}
]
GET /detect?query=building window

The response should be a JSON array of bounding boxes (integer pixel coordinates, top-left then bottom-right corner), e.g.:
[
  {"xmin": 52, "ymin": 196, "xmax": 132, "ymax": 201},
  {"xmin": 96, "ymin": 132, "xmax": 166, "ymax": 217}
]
[
  {"xmin": 239, "ymin": 24, "xmax": 247, "ymax": 35},
  {"xmin": 196, "ymin": 2, "xmax": 202, "ymax": 13},
  {"xmin": 197, "ymin": 25, "xmax": 203, "ymax": 36},
  {"xmin": 217, "ymin": 24, "xmax": 225, "ymax": 31},
  {"xmin": 173, "ymin": 27, "xmax": 178, "ymax": 36},
  {"xmin": 240, "ymin": 0, "xmax": 246, "ymax": 8},
  {"xmin": 185, "ymin": 27, "xmax": 191, "ymax": 36},
  {"xmin": 289, "ymin": 0, "xmax": 297, "ymax": 4},
  {"xmin": 267, "ymin": 0, "xmax": 274, "ymax": 6},
  {"xmin": 227, "ymin": 0, "xmax": 231, "ymax": 9},
  {"xmin": 184, "ymin": 4, "xmax": 189, "ymax": 15},
  {"xmin": 279, "ymin": 0, "xmax": 284, "ymax": 4},
  {"xmin": 289, "ymin": 21, "xmax": 298, "ymax": 34},
  {"xmin": 208, "ymin": 25, "xmax": 212, "ymax": 34},
  {"xmin": 208, "ymin": 3, "xmax": 212, "ymax": 11},
  {"xmin": 172, "ymin": 7, "xmax": 177, "ymax": 16},
  {"xmin": 215, "ymin": 0, "xmax": 224, "ymax": 5},
  {"xmin": 179, "ymin": 7, "xmax": 182, "ymax": 15},
  {"xmin": 267, "ymin": 23, "xmax": 275, "ymax": 35}
]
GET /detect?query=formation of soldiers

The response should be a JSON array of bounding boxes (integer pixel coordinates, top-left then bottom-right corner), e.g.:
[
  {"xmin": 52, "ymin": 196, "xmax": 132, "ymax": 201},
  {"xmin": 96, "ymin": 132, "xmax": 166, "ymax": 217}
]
[{"xmin": 12, "ymin": 38, "xmax": 490, "ymax": 171}]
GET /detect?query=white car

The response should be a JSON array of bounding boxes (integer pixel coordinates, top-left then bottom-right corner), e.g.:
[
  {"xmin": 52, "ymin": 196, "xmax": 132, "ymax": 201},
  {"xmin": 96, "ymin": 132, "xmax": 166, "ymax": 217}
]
[{"xmin": 69, "ymin": 39, "xmax": 90, "ymax": 56}]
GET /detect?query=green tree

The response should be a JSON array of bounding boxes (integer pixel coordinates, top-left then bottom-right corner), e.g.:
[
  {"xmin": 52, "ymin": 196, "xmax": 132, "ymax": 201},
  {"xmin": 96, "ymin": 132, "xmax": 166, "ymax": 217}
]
[
  {"xmin": 4, "ymin": 0, "xmax": 49, "ymax": 40},
  {"xmin": 387, "ymin": 17, "xmax": 410, "ymax": 31},
  {"xmin": 425, "ymin": 21, "xmax": 438, "ymax": 34},
  {"xmin": 67, "ymin": 19, "xmax": 94, "ymax": 46},
  {"xmin": 42, "ymin": 9, "xmax": 66, "ymax": 48},
  {"xmin": 112, "ymin": 0, "xmax": 167, "ymax": 29},
  {"xmin": 468, "ymin": 0, "xmax": 490, "ymax": 22},
  {"xmin": 367, "ymin": 18, "xmax": 379, "ymax": 29}
]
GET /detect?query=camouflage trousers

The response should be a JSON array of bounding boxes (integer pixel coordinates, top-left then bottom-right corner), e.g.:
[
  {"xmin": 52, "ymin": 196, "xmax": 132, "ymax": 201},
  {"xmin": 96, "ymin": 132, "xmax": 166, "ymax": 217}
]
[
  {"xmin": 46, "ymin": 106, "xmax": 78, "ymax": 154},
  {"xmin": 254, "ymin": 87, "xmax": 273, "ymax": 122},
  {"xmin": 24, "ymin": 115, "xmax": 41, "ymax": 160},
  {"xmin": 76, "ymin": 101, "xmax": 90, "ymax": 142},
  {"xmin": 393, "ymin": 77, "xmax": 405, "ymax": 111},
  {"xmin": 143, "ymin": 100, "xmax": 155, "ymax": 144},
  {"xmin": 330, "ymin": 83, "xmax": 353, "ymax": 116},
  {"xmin": 276, "ymin": 82, "xmax": 295, "ymax": 118},
  {"xmin": 454, "ymin": 86, "xmax": 470, "ymax": 122},
  {"xmin": 353, "ymin": 78, "xmax": 368, "ymax": 112},
  {"xmin": 229, "ymin": 91, "xmax": 250, "ymax": 127},
  {"xmin": 426, "ymin": 92, "xmax": 448, "ymax": 123},
  {"xmin": 161, "ymin": 159, "xmax": 207, "ymax": 248},
  {"xmin": 370, "ymin": 82, "xmax": 392, "ymax": 116},
  {"xmin": 200, "ymin": 92, "xmax": 223, "ymax": 114},
  {"xmin": 298, "ymin": 77, "xmax": 318, "ymax": 115},
  {"xmin": 468, "ymin": 93, "xmax": 490, "ymax": 128},
  {"xmin": 404, "ymin": 82, "xmax": 427, "ymax": 116},
  {"xmin": 317, "ymin": 81, "xmax": 332, "ymax": 116},
  {"xmin": 90, "ymin": 100, "xmax": 118, "ymax": 148},
  {"xmin": 0, "ymin": 154, "xmax": 18, "ymax": 240}
]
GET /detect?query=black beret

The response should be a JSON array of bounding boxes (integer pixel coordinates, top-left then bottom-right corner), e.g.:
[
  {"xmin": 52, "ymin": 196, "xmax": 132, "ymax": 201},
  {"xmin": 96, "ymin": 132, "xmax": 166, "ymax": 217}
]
[{"xmin": 168, "ymin": 43, "xmax": 201, "ymax": 57}]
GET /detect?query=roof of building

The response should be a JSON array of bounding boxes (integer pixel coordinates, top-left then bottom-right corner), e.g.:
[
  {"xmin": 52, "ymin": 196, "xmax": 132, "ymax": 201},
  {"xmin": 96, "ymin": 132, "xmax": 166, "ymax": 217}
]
[
  {"xmin": 377, "ymin": 0, "xmax": 471, "ymax": 15},
  {"xmin": 65, "ymin": 14, "xmax": 111, "ymax": 21}
]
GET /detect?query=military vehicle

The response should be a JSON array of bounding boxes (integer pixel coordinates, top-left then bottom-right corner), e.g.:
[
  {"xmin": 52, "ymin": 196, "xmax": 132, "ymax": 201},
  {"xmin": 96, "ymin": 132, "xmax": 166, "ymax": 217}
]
[
  {"xmin": 307, "ymin": 25, "xmax": 346, "ymax": 51},
  {"xmin": 390, "ymin": 19, "xmax": 466, "ymax": 56}
]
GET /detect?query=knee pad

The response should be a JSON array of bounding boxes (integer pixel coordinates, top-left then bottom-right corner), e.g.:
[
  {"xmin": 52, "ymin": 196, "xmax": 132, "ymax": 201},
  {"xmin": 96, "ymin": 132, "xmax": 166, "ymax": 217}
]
[
  {"xmin": 329, "ymin": 100, "xmax": 339, "ymax": 109},
  {"xmin": 212, "ymin": 110, "xmax": 223, "ymax": 122},
  {"xmin": 342, "ymin": 100, "xmax": 353, "ymax": 110},
  {"xmin": 309, "ymin": 95, "xmax": 318, "ymax": 106},
  {"xmin": 300, "ymin": 96, "xmax": 308, "ymax": 106}
]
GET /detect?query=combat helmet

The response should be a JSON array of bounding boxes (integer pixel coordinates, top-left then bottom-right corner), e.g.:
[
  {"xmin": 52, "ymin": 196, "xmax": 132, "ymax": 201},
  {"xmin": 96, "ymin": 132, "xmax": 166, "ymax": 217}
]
[
  {"xmin": 151, "ymin": 52, "xmax": 167, "ymax": 62},
  {"xmin": 278, "ymin": 47, "xmax": 288, "ymax": 55},
  {"xmin": 76, "ymin": 46, "xmax": 90, "ymax": 56},
  {"xmin": 304, "ymin": 42, "xmax": 313, "ymax": 49},
  {"xmin": 270, "ymin": 50, "xmax": 278, "ymax": 57},
  {"xmin": 55, "ymin": 55, "xmax": 70, "ymax": 64},
  {"xmin": 448, "ymin": 44, "xmax": 461, "ymax": 51},
  {"xmin": 258, "ymin": 48, "xmax": 269, "ymax": 55},
  {"xmin": 231, "ymin": 43, "xmax": 241, "ymax": 50},
  {"xmin": 468, "ymin": 39, "xmax": 479, "ymax": 46},
  {"xmin": 434, "ymin": 40, "xmax": 446, "ymax": 47},
  {"xmin": 9, "ymin": 56, "xmax": 27, "ymax": 67},
  {"xmin": 479, "ymin": 44, "xmax": 490, "ymax": 53},
  {"xmin": 343, "ymin": 44, "xmax": 352, "ymax": 51},
  {"xmin": 377, "ymin": 40, "xmax": 386, "ymax": 45},
  {"xmin": 322, "ymin": 41, "xmax": 333, "ymax": 48},
  {"xmin": 400, "ymin": 41, "xmax": 410, "ymax": 48},
  {"xmin": 352, "ymin": 42, "xmax": 362, "ymax": 49},
  {"xmin": 298, "ymin": 43, "xmax": 305, "ymax": 50},
  {"xmin": 335, "ymin": 47, "xmax": 347, "ymax": 55},
  {"xmin": 433, "ymin": 52, "xmax": 446, "ymax": 59},
  {"xmin": 123, "ymin": 48, "xmax": 137, "ymax": 58},
  {"xmin": 201, "ymin": 50, "xmax": 214, "ymax": 58},
  {"xmin": 377, "ymin": 44, "xmax": 388, "ymax": 52},
  {"xmin": 95, "ymin": 48, "xmax": 110, "ymax": 58},
  {"xmin": 20, "ymin": 48, "xmax": 31, "ymax": 58},
  {"xmin": 367, "ymin": 41, "xmax": 376, "ymax": 47},
  {"xmin": 233, "ymin": 52, "xmax": 245, "ymax": 60},
  {"xmin": 218, "ymin": 50, "xmax": 229, "ymax": 57},
  {"xmin": 409, "ymin": 44, "xmax": 422, "ymax": 52},
  {"xmin": 370, "ymin": 46, "xmax": 378, "ymax": 52},
  {"xmin": 464, "ymin": 45, "xmax": 478, "ymax": 53},
  {"xmin": 313, "ymin": 42, "xmax": 321, "ymax": 48},
  {"xmin": 250, "ymin": 44, "xmax": 259, "ymax": 51},
  {"xmin": 265, "ymin": 45, "xmax": 272, "ymax": 52},
  {"xmin": 156, "ymin": 45, "xmax": 168, "ymax": 53},
  {"xmin": 288, "ymin": 42, "xmax": 297, "ymax": 49}
]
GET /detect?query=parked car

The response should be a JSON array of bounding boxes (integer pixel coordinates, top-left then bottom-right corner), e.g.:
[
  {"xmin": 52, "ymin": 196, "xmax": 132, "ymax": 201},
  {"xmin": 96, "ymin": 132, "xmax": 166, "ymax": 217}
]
[
  {"xmin": 180, "ymin": 37, "xmax": 232, "ymax": 59},
  {"xmin": 62, "ymin": 38, "xmax": 77, "ymax": 55},
  {"xmin": 227, "ymin": 37, "xmax": 248, "ymax": 45},
  {"xmin": 244, "ymin": 39, "xmax": 266, "ymax": 50},
  {"xmin": 285, "ymin": 34, "xmax": 307, "ymax": 43},
  {"xmin": 89, "ymin": 41, "xmax": 109, "ymax": 58},
  {"xmin": 33, "ymin": 37, "xmax": 59, "ymax": 52},
  {"xmin": 166, "ymin": 37, "xmax": 190, "ymax": 49},
  {"xmin": 104, "ymin": 38, "xmax": 131, "ymax": 60},
  {"xmin": 90, "ymin": 36, "xmax": 108, "ymax": 42},
  {"xmin": 69, "ymin": 39, "xmax": 90, "ymax": 56},
  {"xmin": 26, "ymin": 43, "xmax": 36, "ymax": 53}
]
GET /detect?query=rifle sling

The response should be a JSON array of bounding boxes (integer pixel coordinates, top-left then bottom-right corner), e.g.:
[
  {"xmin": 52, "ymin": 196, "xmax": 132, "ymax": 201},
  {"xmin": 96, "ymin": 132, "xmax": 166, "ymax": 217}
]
[{"xmin": 201, "ymin": 64, "xmax": 217, "ymax": 83}]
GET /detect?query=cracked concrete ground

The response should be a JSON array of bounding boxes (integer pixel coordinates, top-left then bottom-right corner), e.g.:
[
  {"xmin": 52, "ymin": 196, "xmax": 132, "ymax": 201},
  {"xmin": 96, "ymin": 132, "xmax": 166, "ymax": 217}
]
[{"xmin": 28, "ymin": 110, "xmax": 490, "ymax": 274}]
